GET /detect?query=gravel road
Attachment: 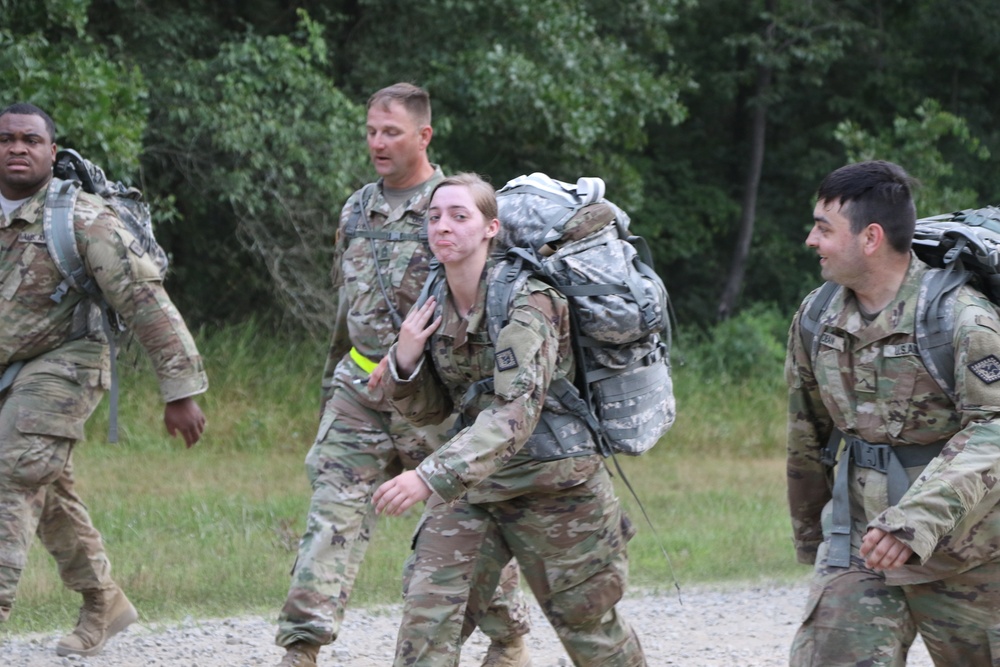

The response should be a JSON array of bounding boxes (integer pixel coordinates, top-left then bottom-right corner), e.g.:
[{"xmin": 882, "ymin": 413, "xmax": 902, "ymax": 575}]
[{"xmin": 2, "ymin": 582, "xmax": 933, "ymax": 666}]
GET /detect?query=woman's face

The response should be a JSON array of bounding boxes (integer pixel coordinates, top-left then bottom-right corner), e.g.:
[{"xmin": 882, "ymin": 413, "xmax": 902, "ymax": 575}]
[{"xmin": 427, "ymin": 184, "xmax": 499, "ymax": 266}]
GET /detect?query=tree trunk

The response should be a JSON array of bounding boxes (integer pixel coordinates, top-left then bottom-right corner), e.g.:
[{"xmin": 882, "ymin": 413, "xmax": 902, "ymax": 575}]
[{"xmin": 717, "ymin": 18, "xmax": 774, "ymax": 322}]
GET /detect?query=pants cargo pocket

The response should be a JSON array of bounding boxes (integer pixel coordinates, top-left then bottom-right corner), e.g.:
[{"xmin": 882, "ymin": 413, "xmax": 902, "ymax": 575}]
[{"xmin": 9, "ymin": 407, "xmax": 84, "ymax": 487}]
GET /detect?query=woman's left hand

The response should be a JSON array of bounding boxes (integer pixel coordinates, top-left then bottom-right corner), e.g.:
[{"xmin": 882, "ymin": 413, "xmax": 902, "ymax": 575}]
[{"xmin": 373, "ymin": 470, "xmax": 433, "ymax": 516}]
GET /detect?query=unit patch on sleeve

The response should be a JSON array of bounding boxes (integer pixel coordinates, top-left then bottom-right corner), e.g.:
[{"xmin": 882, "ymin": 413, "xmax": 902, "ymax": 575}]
[
  {"xmin": 968, "ymin": 354, "xmax": 1000, "ymax": 384},
  {"xmin": 495, "ymin": 347, "xmax": 519, "ymax": 372}
]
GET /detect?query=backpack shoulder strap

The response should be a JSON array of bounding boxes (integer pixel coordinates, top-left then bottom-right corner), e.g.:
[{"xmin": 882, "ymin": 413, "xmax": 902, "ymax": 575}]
[
  {"xmin": 342, "ymin": 182, "xmax": 378, "ymax": 240},
  {"xmin": 915, "ymin": 264, "xmax": 970, "ymax": 403},
  {"xmin": 43, "ymin": 178, "xmax": 99, "ymax": 303},
  {"xmin": 343, "ymin": 182, "xmax": 426, "ymax": 242},
  {"xmin": 798, "ymin": 281, "xmax": 840, "ymax": 361}
]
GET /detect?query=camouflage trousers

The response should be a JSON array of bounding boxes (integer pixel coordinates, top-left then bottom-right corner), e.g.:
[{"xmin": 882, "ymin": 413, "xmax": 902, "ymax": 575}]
[
  {"xmin": 275, "ymin": 381, "xmax": 530, "ymax": 647},
  {"xmin": 0, "ymin": 354, "xmax": 112, "ymax": 621},
  {"xmin": 790, "ymin": 539, "xmax": 1000, "ymax": 666},
  {"xmin": 395, "ymin": 466, "xmax": 645, "ymax": 667}
]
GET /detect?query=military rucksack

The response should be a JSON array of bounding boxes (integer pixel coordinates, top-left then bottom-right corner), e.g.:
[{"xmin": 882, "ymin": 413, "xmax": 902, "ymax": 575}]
[
  {"xmin": 419, "ymin": 173, "xmax": 676, "ymax": 458},
  {"xmin": 45, "ymin": 148, "xmax": 170, "ymax": 441},
  {"xmin": 801, "ymin": 204, "xmax": 1000, "ymax": 404}
]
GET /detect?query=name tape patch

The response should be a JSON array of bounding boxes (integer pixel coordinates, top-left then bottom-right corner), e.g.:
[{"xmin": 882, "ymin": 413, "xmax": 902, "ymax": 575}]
[
  {"xmin": 885, "ymin": 343, "xmax": 919, "ymax": 358},
  {"xmin": 820, "ymin": 332, "xmax": 845, "ymax": 352}
]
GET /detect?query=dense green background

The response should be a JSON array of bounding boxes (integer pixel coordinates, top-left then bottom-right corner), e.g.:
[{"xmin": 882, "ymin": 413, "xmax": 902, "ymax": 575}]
[{"xmin": 4, "ymin": 0, "xmax": 998, "ymax": 334}]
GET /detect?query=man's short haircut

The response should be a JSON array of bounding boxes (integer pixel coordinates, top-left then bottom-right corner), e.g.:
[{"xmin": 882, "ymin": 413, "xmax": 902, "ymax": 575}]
[
  {"xmin": 367, "ymin": 83, "xmax": 431, "ymax": 127},
  {"xmin": 0, "ymin": 102, "xmax": 56, "ymax": 142},
  {"xmin": 816, "ymin": 160, "xmax": 918, "ymax": 254}
]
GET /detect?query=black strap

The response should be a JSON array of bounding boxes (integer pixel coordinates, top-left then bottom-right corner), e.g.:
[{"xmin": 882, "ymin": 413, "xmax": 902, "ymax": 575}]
[{"xmin": 827, "ymin": 434, "xmax": 946, "ymax": 568}]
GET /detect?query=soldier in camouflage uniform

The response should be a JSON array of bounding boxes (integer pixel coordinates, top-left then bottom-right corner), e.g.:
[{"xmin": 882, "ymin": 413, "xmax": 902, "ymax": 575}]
[
  {"xmin": 274, "ymin": 85, "xmax": 530, "ymax": 667},
  {"xmin": 786, "ymin": 160, "xmax": 1000, "ymax": 666},
  {"xmin": 0, "ymin": 103, "xmax": 208, "ymax": 656},
  {"xmin": 374, "ymin": 173, "xmax": 645, "ymax": 667}
]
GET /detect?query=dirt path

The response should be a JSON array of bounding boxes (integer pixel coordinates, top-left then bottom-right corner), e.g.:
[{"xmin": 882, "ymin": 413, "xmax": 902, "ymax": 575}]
[{"xmin": 2, "ymin": 582, "xmax": 933, "ymax": 666}]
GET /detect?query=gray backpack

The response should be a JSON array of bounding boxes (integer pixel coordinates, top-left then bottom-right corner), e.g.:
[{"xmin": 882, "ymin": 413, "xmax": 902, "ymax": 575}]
[
  {"xmin": 801, "ymin": 204, "xmax": 1000, "ymax": 404},
  {"xmin": 420, "ymin": 173, "xmax": 676, "ymax": 457}
]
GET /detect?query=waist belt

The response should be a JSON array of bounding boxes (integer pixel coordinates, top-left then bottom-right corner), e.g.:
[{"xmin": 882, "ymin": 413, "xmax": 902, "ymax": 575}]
[
  {"xmin": 827, "ymin": 433, "xmax": 946, "ymax": 568},
  {"xmin": 349, "ymin": 346, "xmax": 380, "ymax": 374}
]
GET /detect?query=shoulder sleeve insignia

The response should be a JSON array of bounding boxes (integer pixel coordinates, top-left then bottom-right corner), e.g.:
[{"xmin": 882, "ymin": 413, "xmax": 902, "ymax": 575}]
[
  {"xmin": 968, "ymin": 354, "xmax": 1000, "ymax": 384},
  {"xmin": 495, "ymin": 347, "xmax": 519, "ymax": 372}
]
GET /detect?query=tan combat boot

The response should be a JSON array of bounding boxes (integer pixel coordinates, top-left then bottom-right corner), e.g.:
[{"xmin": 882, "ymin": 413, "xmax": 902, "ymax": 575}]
[
  {"xmin": 481, "ymin": 635, "xmax": 531, "ymax": 667},
  {"xmin": 56, "ymin": 585, "xmax": 138, "ymax": 656},
  {"xmin": 277, "ymin": 640, "xmax": 321, "ymax": 667}
]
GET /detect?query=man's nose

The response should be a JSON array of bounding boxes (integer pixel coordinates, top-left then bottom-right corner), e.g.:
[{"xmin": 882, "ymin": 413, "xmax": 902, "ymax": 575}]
[{"xmin": 805, "ymin": 227, "xmax": 818, "ymax": 247}]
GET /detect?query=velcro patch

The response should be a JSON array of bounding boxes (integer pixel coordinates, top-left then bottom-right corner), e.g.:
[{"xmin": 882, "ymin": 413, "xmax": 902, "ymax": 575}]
[
  {"xmin": 129, "ymin": 240, "xmax": 146, "ymax": 257},
  {"xmin": 968, "ymin": 355, "xmax": 1000, "ymax": 384},
  {"xmin": 495, "ymin": 347, "xmax": 518, "ymax": 372}
]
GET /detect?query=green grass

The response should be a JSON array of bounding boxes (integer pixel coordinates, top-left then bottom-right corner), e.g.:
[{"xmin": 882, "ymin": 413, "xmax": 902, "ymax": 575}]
[{"xmin": 3, "ymin": 320, "xmax": 809, "ymax": 635}]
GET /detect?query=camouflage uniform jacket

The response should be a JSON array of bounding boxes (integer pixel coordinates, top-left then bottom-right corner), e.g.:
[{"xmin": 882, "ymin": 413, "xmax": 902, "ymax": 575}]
[
  {"xmin": 386, "ymin": 265, "xmax": 603, "ymax": 505},
  {"xmin": 321, "ymin": 167, "xmax": 444, "ymax": 407},
  {"xmin": 786, "ymin": 255, "xmax": 1000, "ymax": 585},
  {"xmin": 0, "ymin": 181, "xmax": 207, "ymax": 402}
]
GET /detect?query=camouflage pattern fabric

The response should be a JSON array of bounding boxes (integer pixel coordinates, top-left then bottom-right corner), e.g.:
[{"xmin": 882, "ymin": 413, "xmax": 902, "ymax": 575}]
[
  {"xmin": 277, "ymin": 174, "xmax": 530, "ymax": 648},
  {"xmin": 0, "ymin": 185, "xmax": 207, "ymax": 399},
  {"xmin": 322, "ymin": 169, "xmax": 444, "ymax": 403},
  {"xmin": 385, "ymin": 270, "xmax": 645, "ymax": 666},
  {"xmin": 785, "ymin": 255, "xmax": 1000, "ymax": 664},
  {"xmin": 0, "ymin": 184, "xmax": 207, "ymax": 619},
  {"xmin": 388, "ymin": 270, "xmax": 599, "ymax": 503},
  {"xmin": 0, "ymin": 345, "xmax": 110, "ymax": 619},
  {"xmin": 790, "ymin": 540, "xmax": 1000, "ymax": 666}
]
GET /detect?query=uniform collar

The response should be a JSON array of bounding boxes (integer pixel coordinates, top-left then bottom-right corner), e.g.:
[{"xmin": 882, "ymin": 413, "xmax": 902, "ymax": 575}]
[
  {"xmin": 0, "ymin": 183, "xmax": 50, "ymax": 229},
  {"xmin": 824, "ymin": 253, "xmax": 928, "ymax": 347},
  {"xmin": 371, "ymin": 164, "xmax": 445, "ymax": 219}
]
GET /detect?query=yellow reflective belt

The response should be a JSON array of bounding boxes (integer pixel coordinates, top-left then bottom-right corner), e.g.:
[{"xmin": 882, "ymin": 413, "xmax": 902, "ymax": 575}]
[{"xmin": 350, "ymin": 346, "xmax": 379, "ymax": 374}]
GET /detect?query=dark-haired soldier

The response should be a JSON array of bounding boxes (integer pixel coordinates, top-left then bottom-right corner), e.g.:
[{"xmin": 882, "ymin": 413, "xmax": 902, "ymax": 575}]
[
  {"xmin": 0, "ymin": 102, "xmax": 207, "ymax": 656},
  {"xmin": 785, "ymin": 160, "xmax": 1000, "ymax": 666}
]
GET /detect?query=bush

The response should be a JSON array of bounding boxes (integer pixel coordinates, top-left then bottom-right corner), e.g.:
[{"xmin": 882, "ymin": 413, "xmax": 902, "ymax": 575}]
[{"xmin": 673, "ymin": 304, "xmax": 789, "ymax": 382}]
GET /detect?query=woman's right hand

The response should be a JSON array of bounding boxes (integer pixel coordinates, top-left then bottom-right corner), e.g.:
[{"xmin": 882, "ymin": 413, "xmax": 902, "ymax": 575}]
[{"xmin": 395, "ymin": 296, "xmax": 442, "ymax": 376}]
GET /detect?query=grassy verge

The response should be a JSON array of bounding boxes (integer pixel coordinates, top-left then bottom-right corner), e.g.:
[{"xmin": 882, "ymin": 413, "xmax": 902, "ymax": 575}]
[{"xmin": 4, "ymin": 315, "xmax": 808, "ymax": 635}]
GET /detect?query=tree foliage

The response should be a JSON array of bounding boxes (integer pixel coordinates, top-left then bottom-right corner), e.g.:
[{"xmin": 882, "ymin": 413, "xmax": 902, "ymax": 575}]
[{"xmin": 2, "ymin": 0, "xmax": 999, "ymax": 333}]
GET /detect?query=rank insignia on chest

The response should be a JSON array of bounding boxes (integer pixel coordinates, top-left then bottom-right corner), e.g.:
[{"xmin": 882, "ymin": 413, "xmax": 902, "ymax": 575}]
[
  {"xmin": 969, "ymin": 354, "xmax": 1000, "ymax": 384},
  {"xmin": 495, "ymin": 347, "xmax": 519, "ymax": 372}
]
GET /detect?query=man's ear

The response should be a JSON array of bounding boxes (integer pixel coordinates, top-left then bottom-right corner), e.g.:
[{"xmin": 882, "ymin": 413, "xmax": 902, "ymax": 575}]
[
  {"xmin": 418, "ymin": 125, "xmax": 433, "ymax": 150},
  {"xmin": 861, "ymin": 222, "xmax": 886, "ymax": 256}
]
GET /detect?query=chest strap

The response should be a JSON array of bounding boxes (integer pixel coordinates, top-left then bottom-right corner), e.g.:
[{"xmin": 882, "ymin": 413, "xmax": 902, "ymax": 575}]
[{"xmin": 827, "ymin": 434, "xmax": 946, "ymax": 568}]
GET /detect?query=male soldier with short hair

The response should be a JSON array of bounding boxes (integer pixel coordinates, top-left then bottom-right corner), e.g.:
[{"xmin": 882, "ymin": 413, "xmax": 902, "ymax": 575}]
[
  {"xmin": 0, "ymin": 102, "xmax": 208, "ymax": 656},
  {"xmin": 274, "ymin": 83, "xmax": 531, "ymax": 667},
  {"xmin": 785, "ymin": 159, "xmax": 1000, "ymax": 666}
]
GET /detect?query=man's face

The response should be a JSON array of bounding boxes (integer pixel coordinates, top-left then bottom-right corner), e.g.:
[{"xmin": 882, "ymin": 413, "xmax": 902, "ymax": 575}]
[
  {"xmin": 0, "ymin": 113, "xmax": 56, "ymax": 200},
  {"xmin": 806, "ymin": 199, "xmax": 867, "ymax": 287},
  {"xmin": 366, "ymin": 101, "xmax": 429, "ymax": 189}
]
